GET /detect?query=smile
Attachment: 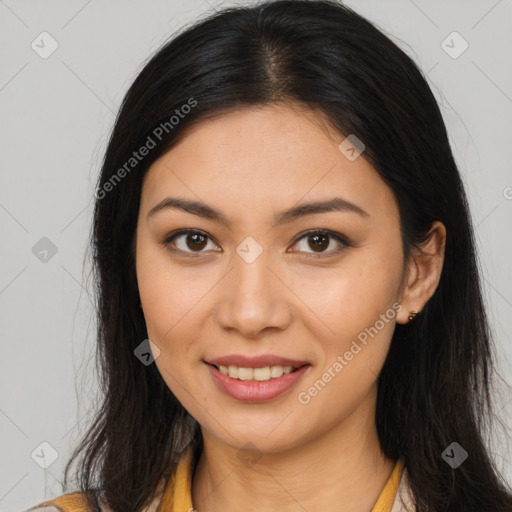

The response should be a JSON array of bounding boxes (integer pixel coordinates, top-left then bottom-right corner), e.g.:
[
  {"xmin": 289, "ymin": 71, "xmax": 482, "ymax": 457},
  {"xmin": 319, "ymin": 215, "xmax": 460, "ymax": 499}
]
[{"xmin": 205, "ymin": 362, "xmax": 311, "ymax": 402}]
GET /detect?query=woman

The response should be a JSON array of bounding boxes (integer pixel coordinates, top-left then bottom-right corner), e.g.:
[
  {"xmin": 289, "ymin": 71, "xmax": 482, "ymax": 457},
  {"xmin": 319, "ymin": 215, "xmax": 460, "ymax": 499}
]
[{"xmin": 24, "ymin": 0, "xmax": 512, "ymax": 511}]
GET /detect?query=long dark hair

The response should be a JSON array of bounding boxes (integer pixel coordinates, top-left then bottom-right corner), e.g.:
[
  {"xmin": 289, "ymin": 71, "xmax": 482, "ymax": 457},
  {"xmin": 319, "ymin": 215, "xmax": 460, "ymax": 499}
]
[{"xmin": 63, "ymin": 1, "xmax": 512, "ymax": 510}]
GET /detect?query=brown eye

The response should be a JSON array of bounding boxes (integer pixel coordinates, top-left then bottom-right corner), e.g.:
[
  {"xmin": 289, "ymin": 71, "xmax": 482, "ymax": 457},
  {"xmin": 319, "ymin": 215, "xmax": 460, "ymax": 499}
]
[
  {"xmin": 185, "ymin": 232, "xmax": 207, "ymax": 251},
  {"xmin": 291, "ymin": 230, "xmax": 350, "ymax": 257},
  {"xmin": 308, "ymin": 233, "xmax": 329, "ymax": 252},
  {"xmin": 163, "ymin": 229, "xmax": 219, "ymax": 255}
]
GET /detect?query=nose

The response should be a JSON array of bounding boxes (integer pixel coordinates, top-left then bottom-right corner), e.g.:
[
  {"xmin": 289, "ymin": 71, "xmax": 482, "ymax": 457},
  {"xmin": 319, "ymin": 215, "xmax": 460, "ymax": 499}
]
[{"xmin": 214, "ymin": 248, "xmax": 292, "ymax": 339}]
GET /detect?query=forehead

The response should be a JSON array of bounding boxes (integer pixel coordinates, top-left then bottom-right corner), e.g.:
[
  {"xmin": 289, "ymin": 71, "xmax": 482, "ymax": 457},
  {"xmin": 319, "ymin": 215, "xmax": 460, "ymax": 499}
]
[{"xmin": 140, "ymin": 103, "xmax": 397, "ymax": 222}]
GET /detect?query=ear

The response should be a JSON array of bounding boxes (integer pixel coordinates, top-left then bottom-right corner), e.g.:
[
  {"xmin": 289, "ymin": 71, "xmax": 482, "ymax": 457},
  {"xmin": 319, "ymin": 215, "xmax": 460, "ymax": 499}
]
[{"xmin": 396, "ymin": 220, "xmax": 446, "ymax": 324}]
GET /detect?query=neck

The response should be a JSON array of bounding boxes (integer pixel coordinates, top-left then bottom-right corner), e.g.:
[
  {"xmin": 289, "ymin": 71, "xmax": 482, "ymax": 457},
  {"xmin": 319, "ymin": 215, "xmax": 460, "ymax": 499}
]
[{"xmin": 191, "ymin": 385, "xmax": 396, "ymax": 512}]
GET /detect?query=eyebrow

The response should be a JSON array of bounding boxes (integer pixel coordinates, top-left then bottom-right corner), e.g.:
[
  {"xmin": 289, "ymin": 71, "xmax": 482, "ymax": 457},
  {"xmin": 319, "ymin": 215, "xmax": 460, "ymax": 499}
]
[{"xmin": 147, "ymin": 196, "xmax": 369, "ymax": 228}]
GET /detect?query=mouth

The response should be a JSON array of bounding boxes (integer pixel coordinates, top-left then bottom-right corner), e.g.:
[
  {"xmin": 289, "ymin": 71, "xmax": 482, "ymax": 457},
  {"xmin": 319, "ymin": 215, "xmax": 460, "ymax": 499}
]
[{"xmin": 204, "ymin": 361, "xmax": 312, "ymax": 402}]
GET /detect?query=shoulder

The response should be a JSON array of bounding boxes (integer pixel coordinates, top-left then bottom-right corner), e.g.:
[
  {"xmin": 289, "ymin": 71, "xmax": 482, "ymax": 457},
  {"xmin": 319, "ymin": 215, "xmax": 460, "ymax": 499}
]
[
  {"xmin": 22, "ymin": 490, "xmax": 163, "ymax": 512},
  {"xmin": 22, "ymin": 491, "xmax": 108, "ymax": 512}
]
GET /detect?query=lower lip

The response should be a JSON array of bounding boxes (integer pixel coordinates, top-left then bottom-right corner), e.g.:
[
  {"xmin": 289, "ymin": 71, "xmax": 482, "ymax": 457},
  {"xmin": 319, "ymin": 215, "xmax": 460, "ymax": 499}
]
[{"xmin": 206, "ymin": 363, "xmax": 311, "ymax": 402}]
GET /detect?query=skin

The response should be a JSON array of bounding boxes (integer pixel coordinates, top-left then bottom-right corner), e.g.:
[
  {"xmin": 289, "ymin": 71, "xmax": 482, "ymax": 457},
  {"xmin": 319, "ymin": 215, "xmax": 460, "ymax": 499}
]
[{"xmin": 135, "ymin": 102, "xmax": 446, "ymax": 512}]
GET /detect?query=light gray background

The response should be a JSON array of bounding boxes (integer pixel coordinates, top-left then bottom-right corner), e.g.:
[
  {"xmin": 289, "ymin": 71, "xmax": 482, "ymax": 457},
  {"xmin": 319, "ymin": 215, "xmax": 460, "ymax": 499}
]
[{"xmin": 1, "ymin": 1, "xmax": 511, "ymax": 511}]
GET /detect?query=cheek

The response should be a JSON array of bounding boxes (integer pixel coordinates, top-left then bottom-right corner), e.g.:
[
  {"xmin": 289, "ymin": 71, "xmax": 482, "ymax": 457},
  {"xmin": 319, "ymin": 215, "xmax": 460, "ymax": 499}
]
[
  {"xmin": 298, "ymin": 244, "xmax": 403, "ymax": 387},
  {"xmin": 136, "ymin": 231, "xmax": 208, "ymax": 343},
  {"xmin": 305, "ymin": 251, "xmax": 402, "ymax": 333},
  {"xmin": 295, "ymin": 266, "xmax": 400, "ymax": 423},
  {"xmin": 135, "ymin": 240, "xmax": 209, "ymax": 406}
]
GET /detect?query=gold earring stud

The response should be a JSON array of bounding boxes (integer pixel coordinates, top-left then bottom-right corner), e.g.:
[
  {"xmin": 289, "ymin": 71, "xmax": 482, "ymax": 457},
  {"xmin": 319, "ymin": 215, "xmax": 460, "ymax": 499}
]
[{"xmin": 408, "ymin": 310, "xmax": 418, "ymax": 322}]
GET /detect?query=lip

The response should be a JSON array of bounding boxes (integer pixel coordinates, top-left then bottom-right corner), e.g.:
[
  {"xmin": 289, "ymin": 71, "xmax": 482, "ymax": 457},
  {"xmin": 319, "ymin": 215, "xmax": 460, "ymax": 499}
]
[
  {"xmin": 205, "ymin": 361, "xmax": 311, "ymax": 402},
  {"xmin": 205, "ymin": 354, "xmax": 309, "ymax": 368}
]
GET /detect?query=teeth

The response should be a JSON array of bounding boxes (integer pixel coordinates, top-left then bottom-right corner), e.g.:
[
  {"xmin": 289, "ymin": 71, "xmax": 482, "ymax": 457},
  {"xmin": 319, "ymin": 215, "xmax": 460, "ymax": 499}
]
[
  {"xmin": 238, "ymin": 367, "xmax": 253, "ymax": 380},
  {"xmin": 217, "ymin": 365, "xmax": 297, "ymax": 381}
]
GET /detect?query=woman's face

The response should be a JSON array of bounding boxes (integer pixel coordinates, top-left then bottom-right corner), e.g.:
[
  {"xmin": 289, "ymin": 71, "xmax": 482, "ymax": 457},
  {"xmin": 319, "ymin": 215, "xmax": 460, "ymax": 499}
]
[{"xmin": 136, "ymin": 103, "xmax": 407, "ymax": 453}]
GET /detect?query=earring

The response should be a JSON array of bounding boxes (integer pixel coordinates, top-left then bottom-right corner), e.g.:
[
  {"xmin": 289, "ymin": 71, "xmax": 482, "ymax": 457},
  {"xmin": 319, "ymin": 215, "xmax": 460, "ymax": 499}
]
[{"xmin": 408, "ymin": 310, "xmax": 418, "ymax": 322}]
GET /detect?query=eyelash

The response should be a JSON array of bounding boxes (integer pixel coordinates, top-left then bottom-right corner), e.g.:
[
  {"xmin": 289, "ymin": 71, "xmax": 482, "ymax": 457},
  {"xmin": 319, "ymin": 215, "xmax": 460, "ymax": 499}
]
[{"xmin": 161, "ymin": 228, "xmax": 351, "ymax": 259}]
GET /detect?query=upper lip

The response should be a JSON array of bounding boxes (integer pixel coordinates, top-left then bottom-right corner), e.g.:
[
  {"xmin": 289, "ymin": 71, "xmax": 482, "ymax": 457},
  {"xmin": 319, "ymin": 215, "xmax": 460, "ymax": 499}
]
[{"xmin": 205, "ymin": 355, "xmax": 310, "ymax": 368}]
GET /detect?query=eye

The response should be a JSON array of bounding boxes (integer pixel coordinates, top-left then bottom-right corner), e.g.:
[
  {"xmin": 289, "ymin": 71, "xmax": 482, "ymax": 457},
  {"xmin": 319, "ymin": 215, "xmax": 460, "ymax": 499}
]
[
  {"xmin": 162, "ymin": 229, "xmax": 220, "ymax": 256},
  {"xmin": 289, "ymin": 229, "xmax": 350, "ymax": 257}
]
